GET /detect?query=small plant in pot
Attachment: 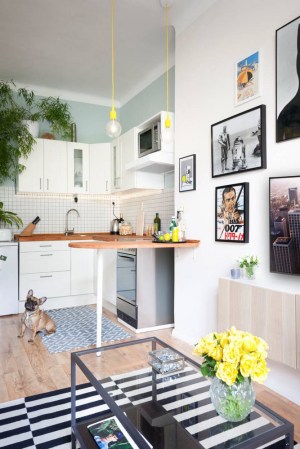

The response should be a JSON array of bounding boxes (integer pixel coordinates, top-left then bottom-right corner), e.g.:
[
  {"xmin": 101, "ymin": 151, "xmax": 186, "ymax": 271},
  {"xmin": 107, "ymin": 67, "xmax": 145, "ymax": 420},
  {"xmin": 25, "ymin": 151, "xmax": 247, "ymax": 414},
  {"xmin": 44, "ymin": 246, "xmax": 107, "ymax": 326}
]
[{"xmin": 0, "ymin": 201, "xmax": 23, "ymax": 241}]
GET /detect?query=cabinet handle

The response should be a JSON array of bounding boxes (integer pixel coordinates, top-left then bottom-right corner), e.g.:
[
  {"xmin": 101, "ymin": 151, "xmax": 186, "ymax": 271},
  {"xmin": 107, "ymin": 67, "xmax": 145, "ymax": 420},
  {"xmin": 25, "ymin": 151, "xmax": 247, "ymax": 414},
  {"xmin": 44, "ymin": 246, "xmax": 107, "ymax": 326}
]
[
  {"xmin": 39, "ymin": 245, "xmax": 52, "ymax": 248},
  {"xmin": 40, "ymin": 253, "xmax": 53, "ymax": 256},
  {"xmin": 40, "ymin": 275, "xmax": 53, "ymax": 278},
  {"xmin": 40, "ymin": 178, "xmax": 42, "ymax": 190},
  {"xmin": 47, "ymin": 179, "xmax": 49, "ymax": 190}
]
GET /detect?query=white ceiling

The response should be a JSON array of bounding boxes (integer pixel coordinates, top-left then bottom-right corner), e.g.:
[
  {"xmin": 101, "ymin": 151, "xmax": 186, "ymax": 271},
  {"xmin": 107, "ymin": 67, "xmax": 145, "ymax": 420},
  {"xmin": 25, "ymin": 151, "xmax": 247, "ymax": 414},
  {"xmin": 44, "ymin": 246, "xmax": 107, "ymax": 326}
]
[{"xmin": 0, "ymin": 0, "xmax": 216, "ymax": 106}]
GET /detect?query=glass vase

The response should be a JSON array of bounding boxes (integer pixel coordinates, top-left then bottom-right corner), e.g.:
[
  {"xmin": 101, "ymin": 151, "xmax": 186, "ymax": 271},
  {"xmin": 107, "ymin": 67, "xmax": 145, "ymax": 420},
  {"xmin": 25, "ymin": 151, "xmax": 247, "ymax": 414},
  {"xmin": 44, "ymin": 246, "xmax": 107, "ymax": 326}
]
[
  {"xmin": 244, "ymin": 265, "xmax": 256, "ymax": 279},
  {"xmin": 210, "ymin": 376, "xmax": 255, "ymax": 422}
]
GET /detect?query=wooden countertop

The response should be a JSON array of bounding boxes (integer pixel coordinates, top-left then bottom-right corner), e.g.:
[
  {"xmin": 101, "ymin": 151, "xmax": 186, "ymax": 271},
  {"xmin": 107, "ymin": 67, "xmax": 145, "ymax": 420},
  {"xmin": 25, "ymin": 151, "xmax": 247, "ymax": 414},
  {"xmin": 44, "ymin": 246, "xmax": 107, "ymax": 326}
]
[
  {"xmin": 14, "ymin": 232, "xmax": 200, "ymax": 248},
  {"xmin": 68, "ymin": 238, "xmax": 200, "ymax": 249}
]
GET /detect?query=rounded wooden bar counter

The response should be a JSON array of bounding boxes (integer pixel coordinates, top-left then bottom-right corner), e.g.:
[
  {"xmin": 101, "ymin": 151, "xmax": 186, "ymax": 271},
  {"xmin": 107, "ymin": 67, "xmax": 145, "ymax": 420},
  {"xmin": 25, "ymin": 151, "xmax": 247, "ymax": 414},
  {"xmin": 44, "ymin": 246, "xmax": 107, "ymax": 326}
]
[{"xmin": 69, "ymin": 236, "xmax": 200, "ymax": 347}]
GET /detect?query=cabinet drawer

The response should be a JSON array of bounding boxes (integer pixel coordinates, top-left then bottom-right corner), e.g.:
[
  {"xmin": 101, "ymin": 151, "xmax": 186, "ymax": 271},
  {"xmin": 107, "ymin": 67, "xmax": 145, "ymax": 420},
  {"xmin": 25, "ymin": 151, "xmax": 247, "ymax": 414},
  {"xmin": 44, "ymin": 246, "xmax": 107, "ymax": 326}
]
[
  {"xmin": 19, "ymin": 271, "xmax": 70, "ymax": 299},
  {"xmin": 19, "ymin": 241, "xmax": 70, "ymax": 252},
  {"xmin": 20, "ymin": 250, "xmax": 70, "ymax": 274}
]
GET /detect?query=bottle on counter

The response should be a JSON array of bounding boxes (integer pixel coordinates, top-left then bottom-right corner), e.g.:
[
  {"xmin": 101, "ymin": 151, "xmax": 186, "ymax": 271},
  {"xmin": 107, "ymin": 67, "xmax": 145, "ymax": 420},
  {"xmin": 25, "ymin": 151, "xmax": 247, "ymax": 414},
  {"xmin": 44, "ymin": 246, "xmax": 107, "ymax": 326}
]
[
  {"xmin": 177, "ymin": 207, "xmax": 186, "ymax": 242},
  {"xmin": 154, "ymin": 213, "xmax": 161, "ymax": 232},
  {"xmin": 169, "ymin": 216, "xmax": 177, "ymax": 239}
]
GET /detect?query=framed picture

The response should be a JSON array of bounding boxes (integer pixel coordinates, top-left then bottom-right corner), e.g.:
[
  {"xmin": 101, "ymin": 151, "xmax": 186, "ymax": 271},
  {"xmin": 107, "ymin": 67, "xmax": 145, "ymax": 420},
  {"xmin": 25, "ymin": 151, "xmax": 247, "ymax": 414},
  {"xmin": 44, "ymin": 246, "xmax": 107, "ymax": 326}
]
[
  {"xmin": 269, "ymin": 175, "xmax": 300, "ymax": 275},
  {"xmin": 235, "ymin": 50, "xmax": 261, "ymax": 106},
  {"xmin": 215, "ymin": 182, "xmax": 249, "ymax": 243},
  {"xmin": 179, "ymin": 154, "xmax": 196, "ymax": 192},
  {"xmin": 211, "ymin": 104, "xmax": 266, "ymax": 178},
  {"xmin": 276, "ymin": 16, "xmax": 300, "ymax": 142}
]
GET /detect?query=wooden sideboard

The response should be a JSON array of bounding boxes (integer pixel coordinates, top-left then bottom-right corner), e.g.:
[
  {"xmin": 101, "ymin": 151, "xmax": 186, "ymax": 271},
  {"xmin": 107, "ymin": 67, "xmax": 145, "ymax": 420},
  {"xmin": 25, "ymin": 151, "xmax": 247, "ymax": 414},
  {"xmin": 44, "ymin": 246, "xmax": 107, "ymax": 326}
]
[{"xmin": 217, "ymin": 277, "xmax": 300, "ymax": 370}]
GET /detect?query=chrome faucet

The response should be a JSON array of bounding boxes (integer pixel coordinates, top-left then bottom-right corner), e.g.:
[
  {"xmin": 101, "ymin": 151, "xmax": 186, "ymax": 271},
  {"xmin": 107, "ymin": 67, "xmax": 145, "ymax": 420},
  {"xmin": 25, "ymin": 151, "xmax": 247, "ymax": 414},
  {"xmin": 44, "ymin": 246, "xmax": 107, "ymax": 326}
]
[{"xmin": 65, "ymin": 209, "xmax": 80, "ymax": 235}]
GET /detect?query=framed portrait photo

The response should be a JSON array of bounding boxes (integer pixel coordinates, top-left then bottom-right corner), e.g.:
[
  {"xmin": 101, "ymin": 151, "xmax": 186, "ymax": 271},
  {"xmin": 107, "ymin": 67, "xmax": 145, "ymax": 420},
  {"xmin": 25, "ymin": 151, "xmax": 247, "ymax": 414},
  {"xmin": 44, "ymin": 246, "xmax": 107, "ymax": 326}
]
[
  {"xmin": 211, "ymin": 104, "xmax": 266, "ymax": 178},
  {"xmin": 276, "ymin": 16, "xmax": 300, "ymax": 142},
  {"xmin": 215, "ymin": 182, "xmax": 249, "ymax": 243},
  {"xmin": 179, "ymin": 154, "xmax": 196, "ymax": 192},
  {"xmin": 269, "ymin": 175, "xmax": 300, "ymax": 275},
  {"xmin": 235, "ymin": 50, "xmax": 261, "ymax": 106}
]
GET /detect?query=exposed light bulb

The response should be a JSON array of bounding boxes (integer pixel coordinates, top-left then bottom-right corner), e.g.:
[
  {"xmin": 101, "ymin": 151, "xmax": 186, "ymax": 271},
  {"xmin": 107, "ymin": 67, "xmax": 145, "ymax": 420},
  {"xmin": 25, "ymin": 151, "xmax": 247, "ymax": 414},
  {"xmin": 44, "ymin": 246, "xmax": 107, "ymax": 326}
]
[
  {"xmin": 106, "ymin": 109, "xmax": 122, "ymax": 138},
  {"xmin": 161, "ymin": 116, "xmax": 174, "ymax": 143}
]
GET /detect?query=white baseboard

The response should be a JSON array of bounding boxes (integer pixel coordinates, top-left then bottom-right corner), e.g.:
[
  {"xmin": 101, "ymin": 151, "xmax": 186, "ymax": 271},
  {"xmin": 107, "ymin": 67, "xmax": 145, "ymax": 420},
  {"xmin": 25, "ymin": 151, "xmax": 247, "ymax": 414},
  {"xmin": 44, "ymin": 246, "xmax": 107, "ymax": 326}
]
[
  {"xmin": 102, "ymin": 300, "xmax": 116, "ymax": 314},
  {"xmin": 18, "ymin": 294, "xmax": 96, "ymax": 313},
  {"xmin": 117, "ymin": 318, "xmax": 174, "ymax": 333}
]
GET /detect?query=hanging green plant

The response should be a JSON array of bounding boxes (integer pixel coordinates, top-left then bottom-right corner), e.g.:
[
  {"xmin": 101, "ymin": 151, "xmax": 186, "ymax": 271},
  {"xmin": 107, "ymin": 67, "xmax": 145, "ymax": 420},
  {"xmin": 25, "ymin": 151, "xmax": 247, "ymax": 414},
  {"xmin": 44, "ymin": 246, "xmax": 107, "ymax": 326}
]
[{"xmin": 0, "ymin": 80, "xmax": 73, "ymax": 184}]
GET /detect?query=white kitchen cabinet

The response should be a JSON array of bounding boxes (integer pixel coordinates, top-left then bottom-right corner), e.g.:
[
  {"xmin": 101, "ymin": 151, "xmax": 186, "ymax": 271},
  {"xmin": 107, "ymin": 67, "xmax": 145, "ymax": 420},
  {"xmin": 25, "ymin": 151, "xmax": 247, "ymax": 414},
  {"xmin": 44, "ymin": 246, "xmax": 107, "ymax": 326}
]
[
  {"xmin": 89, "ymin": 143, "xmax": 111, "ymax": 194},
  {"xmin": 111, "ymin": 137, "xmax": 122, "ymax": 191},
  {"xmin": 19, "ymin": 240, "xmax": 71, "ymax": 299},
  {"xmin": 67, "ymin": 142, "xmax": 90, "ymax": 193},
  {"xmin": 18, "ymin": 139, "xmax": 68, "ymax": 193},
  {"xmin": 70, "ymin": 244, "xmax": 95, "ymax": 295},
  {"xmin": 102, "ymin": 249, "xmax": 117, "ymax": 305},
  {"xmin": 120, "ymin": 128, "xmax": 164, "ymax": 191}
]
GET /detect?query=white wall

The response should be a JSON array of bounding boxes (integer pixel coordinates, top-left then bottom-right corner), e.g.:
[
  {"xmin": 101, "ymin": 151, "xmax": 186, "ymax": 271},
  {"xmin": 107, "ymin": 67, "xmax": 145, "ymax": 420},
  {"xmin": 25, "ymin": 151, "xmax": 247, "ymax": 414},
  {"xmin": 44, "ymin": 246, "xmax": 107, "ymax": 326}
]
[{"xmin": 174, "ymin": 0, "xmax": 300, "ymax": 404}]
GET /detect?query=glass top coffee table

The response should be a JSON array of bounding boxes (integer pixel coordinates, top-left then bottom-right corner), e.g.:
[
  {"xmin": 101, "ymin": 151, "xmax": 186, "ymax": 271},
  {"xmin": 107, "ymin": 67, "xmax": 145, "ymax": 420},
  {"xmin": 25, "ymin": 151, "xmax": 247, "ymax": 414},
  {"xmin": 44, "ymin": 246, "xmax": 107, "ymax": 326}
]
[{"xmin": 71, "ymin": 337, "xmax": 294, "ymax": 449}]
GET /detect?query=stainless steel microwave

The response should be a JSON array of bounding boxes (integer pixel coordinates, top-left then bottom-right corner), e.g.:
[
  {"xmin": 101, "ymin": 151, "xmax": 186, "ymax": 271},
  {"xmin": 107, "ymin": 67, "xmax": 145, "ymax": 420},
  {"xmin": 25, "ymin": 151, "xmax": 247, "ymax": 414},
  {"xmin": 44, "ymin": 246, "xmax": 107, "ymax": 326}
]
[{"xmin": 138, "ymin": 121, "xmax": 161, "ymax": 158}]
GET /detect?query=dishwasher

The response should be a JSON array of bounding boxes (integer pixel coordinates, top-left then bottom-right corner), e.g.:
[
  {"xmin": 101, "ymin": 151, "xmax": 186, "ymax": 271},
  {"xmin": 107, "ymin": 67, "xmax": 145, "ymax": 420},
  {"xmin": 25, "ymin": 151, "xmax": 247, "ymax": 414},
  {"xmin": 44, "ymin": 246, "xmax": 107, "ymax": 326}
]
[
  {"xmin": 116, "ymin": 247, "xmax": 174, "ymax": 331},
  {"xmin": 0, "ymin": 241, "xmax": 19, "ymax": 315}
]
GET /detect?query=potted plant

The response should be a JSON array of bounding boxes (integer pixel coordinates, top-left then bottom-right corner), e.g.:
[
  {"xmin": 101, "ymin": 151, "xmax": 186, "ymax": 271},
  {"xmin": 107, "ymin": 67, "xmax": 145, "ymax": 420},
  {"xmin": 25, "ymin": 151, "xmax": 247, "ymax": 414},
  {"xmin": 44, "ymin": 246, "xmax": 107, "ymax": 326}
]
[
  {"xmin": 0, "ymin": 79, "xmax": 73, "ymax": 184},
  {"xmin": 0, "ymin": 201, "xmax": 23, "ymax": 241}
]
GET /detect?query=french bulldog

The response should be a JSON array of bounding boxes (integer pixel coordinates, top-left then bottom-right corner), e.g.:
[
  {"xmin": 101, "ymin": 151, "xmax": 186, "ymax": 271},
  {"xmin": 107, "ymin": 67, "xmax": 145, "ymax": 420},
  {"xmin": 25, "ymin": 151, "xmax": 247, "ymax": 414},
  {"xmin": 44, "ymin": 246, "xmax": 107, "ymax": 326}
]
[{"xmin": 18, "ymin": 289, "xmax": 56, "ymax": 342}]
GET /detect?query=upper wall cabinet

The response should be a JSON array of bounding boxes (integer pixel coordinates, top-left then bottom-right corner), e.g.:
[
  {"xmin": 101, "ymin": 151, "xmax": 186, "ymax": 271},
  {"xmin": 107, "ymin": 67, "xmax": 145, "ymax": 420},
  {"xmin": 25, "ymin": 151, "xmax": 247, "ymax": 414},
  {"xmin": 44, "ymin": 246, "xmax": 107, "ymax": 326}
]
[
  {"xmin": 67, "ymin": 142, "xmax": 90, "ymax": 194},
  {"xmin": 18, "ymin": 139, "xmax": 68, "ymax": 193},
  {"xmin": 111, "ymin": 137, "xmax": 122, "ymax": 192},
  {"xmin": 89, "ymin": 143, "xmax": 111, "ymax": 194}
]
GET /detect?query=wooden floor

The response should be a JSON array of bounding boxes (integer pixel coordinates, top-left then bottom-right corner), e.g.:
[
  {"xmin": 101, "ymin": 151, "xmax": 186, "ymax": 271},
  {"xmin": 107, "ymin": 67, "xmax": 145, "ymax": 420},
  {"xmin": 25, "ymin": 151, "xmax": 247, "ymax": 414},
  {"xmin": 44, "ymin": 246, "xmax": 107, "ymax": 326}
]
[{"xmin": 0, "ymin": 307, "xmax": 299, "ymax": 443}]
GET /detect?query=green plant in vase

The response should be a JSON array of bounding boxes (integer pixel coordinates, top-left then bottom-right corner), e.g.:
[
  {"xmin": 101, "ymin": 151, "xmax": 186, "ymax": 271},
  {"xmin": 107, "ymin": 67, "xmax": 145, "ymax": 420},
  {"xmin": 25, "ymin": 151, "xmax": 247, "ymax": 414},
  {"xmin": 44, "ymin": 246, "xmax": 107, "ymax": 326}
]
[
  {"xmin": 0, "ymin": 201, "xmax": 23, "ymax": 241},
  {"xmin": 238, "ymin": 255, "xmax": 259, "ymax": 279}
]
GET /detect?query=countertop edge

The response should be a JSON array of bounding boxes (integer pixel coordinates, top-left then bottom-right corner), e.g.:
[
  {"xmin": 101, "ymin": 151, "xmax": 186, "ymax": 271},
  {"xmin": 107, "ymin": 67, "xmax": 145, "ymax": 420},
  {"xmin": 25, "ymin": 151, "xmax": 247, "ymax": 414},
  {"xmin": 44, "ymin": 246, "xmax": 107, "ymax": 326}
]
[{"xmin": 68, "ymin": 239, "xmax": 200, "ymax": 249}]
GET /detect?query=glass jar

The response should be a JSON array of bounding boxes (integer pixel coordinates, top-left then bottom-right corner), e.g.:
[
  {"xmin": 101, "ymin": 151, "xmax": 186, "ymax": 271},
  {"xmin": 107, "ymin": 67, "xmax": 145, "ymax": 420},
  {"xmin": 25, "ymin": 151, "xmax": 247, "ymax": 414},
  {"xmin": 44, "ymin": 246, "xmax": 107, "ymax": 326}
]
[
  {"xmin": 244, "ymin": 265, "xmax": 256, "ymax": 279},
  {"xmin": 119, "ymin": 222, "xmax": 132, "ymax": 236},
  {"xmin": 210, "ymin": 376, "xmax": 255, "ymax": 422}
]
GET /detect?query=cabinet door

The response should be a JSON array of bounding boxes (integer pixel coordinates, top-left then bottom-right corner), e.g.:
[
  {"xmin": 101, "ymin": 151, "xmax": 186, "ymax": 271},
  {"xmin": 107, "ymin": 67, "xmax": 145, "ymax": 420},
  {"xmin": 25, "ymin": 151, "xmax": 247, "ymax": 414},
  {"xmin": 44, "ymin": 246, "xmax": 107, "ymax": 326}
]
[
  {"xmin": 67, "ymin": 142, "xmax": 90, "ymax": 193},
  {"xmin": 18, "ymin": 139, "xmax": 44, "ymax": 193},
  {"xmin": 89, "ymin": 143, "xmax": 111, "ymax": 194},
  {"xmin": 70, "ymin": 246, "xmax": 95, "ymax": 295},
  {"xmin": 43, "ymin": 140, "xmax": 68, "ymax": 193},
  {"xmin": 111, "ymin": 138, "xmax": 121, "ymax": 191},
  {"xmin": 120, "ymin": 129, "xmax": 136, "ymax": 190}
]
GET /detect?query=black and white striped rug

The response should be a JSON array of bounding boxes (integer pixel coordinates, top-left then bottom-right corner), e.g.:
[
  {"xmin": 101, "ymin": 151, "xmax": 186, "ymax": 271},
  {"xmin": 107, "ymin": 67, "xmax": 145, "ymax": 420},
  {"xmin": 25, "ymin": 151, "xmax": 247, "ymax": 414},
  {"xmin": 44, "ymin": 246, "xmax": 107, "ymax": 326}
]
[{"xmin": 0, "ymin": 366, "xmax": 298, "ymax": 449}]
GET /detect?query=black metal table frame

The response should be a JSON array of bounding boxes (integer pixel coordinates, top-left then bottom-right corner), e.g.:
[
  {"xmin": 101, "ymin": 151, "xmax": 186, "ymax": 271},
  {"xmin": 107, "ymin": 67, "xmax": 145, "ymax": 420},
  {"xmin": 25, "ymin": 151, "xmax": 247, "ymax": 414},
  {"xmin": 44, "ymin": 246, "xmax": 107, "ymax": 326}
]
[{"xmin": 70, "ymin": 336, "xmax": 294, "ymax": 449}]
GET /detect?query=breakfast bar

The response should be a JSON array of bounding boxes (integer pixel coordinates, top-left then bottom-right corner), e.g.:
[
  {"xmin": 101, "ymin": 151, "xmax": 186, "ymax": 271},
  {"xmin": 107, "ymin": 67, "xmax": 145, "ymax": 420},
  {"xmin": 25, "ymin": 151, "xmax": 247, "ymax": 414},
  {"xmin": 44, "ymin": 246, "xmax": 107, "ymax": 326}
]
[{"xmin": 68, "ymin": 236, "xmax": 200, "ymax": 346}]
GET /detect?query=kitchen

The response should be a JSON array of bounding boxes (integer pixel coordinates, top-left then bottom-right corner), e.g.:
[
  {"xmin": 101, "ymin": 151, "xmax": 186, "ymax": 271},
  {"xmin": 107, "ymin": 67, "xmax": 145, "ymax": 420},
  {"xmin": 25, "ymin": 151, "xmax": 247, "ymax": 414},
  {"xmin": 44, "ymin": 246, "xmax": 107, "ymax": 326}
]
[{"xmin": 1, "ymin": 0, "xmax": 300, "ymax": 443}]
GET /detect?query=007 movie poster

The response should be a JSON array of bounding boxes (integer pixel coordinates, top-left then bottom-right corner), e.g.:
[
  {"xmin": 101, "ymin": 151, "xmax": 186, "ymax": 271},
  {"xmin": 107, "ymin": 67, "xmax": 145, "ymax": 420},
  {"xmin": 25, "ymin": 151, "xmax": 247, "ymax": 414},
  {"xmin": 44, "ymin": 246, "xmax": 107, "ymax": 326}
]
[{"xmin": 215, "ymin": 183, "xmax": 249, "ymax": 243}]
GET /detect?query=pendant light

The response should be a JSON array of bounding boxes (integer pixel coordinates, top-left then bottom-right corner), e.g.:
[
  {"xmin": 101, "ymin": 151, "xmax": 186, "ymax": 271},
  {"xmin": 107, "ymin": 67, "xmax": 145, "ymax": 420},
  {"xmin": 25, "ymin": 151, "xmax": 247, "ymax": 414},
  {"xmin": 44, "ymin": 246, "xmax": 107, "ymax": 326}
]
[
  {"xmin": 106, "ymin": 0, "xmax": 122, "ymax": 138},
  {"xmin": 161, "ymin": 0, "xmax": 174, "ymax": 144}
]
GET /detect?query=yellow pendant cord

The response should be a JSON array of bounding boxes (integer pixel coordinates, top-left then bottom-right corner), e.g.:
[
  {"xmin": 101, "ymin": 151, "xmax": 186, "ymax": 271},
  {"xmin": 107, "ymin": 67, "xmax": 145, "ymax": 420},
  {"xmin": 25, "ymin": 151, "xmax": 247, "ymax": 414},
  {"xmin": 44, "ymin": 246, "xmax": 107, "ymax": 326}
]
[
  {"xmin": 110, "ymin": 0, "xmax": 116, "ymax": 119},
  {"xmin": 165, "ymin": 1, "xmax": 170, "ymax": 128}
]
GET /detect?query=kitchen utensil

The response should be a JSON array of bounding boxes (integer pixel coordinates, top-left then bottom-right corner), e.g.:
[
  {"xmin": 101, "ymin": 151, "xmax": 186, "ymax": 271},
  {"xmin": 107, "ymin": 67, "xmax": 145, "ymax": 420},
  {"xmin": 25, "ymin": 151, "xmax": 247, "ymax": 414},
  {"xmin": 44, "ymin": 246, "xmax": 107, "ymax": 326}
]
[
  {"xmin": 20, "ymin": 216, "xmax": 41, "ymax": 236},
  {"xmin": 110, "ymin": 202, "xmax": 120, "ymax": 234}
]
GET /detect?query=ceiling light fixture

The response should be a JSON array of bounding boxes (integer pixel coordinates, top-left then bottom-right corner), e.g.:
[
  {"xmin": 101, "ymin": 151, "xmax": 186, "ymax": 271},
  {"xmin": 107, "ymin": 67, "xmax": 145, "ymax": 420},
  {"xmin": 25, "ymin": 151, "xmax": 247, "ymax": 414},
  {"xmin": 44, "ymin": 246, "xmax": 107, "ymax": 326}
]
[
  {"xmin": 160, "ymin": 0, "xmax": 174, "ymax": 144},
  {"xmin": 106, "ymin": 0, "xmax": 122, "ymax": 138}
]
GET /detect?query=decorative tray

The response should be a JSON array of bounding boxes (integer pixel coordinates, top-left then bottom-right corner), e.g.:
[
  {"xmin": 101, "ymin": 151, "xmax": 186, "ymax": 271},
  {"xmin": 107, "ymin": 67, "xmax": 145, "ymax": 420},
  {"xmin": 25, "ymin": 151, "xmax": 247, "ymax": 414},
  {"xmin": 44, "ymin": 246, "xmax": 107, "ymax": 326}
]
[{"xmin": 152, "ymin": 240, "xmax": 187, "ymax": 244}]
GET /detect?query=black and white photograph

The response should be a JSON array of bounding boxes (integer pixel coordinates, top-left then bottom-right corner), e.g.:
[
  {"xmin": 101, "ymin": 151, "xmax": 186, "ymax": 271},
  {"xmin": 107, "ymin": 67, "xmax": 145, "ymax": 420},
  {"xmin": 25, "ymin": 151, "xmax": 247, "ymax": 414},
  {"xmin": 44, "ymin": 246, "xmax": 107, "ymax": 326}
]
[
  {"xmin": 211, "ymin": 105, "xmax": 266, "ymax": 178},
  {"xmin": 269, "ymin": 176, "xmax": 300, "ymax": 275},
  {"xmin": 276, "ymin": 16, "xmax": 300, "ymax": 142},
  {"xmin": 179, "ymin": 154, "xmax": 196, "ymax": 192},
  {"xmin": 215, "ymin": 183, "xmax": 249, "ymax": 243}
]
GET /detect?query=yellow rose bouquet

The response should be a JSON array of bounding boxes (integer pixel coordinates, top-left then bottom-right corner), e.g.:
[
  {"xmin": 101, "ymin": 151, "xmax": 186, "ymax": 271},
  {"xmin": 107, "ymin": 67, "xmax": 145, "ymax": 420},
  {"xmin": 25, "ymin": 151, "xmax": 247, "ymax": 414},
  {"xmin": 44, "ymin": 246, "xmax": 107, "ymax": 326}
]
[
  {"xmin": 193, "ymin": 326, "xmax": 269, "ymax": 386},
  {"xmin": 193, "ymin": 327, "xmax": 269, "ymax": 422}
]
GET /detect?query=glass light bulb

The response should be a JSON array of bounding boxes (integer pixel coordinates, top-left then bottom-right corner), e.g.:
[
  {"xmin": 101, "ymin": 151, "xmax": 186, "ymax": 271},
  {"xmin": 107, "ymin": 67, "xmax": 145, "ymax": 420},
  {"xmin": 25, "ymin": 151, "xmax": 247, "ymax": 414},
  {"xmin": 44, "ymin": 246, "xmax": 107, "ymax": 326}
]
[
  {"xmin": 161, "ymin": 125, "xmax": 174, "ymax": 143},
  {"xmin": 106, "ymin": 119, "xmax": 122, "ymax": 138}
]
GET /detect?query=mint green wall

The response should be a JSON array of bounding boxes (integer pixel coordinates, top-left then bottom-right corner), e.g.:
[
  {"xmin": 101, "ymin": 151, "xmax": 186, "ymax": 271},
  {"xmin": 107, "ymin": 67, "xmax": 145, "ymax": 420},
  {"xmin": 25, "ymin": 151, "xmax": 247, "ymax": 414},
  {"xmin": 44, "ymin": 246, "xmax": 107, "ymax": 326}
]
[{"xmin": 120, "ymin": 67, "xmax": 175, "ymax": 133}]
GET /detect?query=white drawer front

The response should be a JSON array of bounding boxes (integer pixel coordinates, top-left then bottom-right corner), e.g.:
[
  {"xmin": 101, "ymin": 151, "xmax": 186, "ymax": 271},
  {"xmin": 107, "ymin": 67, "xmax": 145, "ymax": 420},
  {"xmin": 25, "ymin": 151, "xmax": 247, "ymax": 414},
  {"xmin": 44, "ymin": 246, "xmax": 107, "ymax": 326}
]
[
  {"xmin": 19, "ymin": 271, "xmax": 70, "ymax": 299},
  {"xmin": 20, "ymin": 250, "xmax": 70, "ymax": 274},
  {"xmin": 19, "ymin": 240, "xmax": 70, "ymax": 252}
]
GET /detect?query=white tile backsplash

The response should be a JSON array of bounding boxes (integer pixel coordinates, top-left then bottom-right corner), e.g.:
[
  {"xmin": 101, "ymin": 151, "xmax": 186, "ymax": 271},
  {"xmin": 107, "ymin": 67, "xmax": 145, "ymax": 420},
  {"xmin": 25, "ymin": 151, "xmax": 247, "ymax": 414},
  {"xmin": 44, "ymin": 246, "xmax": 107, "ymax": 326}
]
[{"xmin": 0, "ymin": 184, "xmax": 174, "ymax": 236}]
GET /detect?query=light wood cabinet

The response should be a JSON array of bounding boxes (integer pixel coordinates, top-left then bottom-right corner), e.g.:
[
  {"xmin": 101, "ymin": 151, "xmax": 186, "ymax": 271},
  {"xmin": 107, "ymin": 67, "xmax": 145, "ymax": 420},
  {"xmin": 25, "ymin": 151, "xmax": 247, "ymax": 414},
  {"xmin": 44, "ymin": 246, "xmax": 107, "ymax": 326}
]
[{"xmin": 217, "ymin": 278, "xmax": 297, "ymax": 369}]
